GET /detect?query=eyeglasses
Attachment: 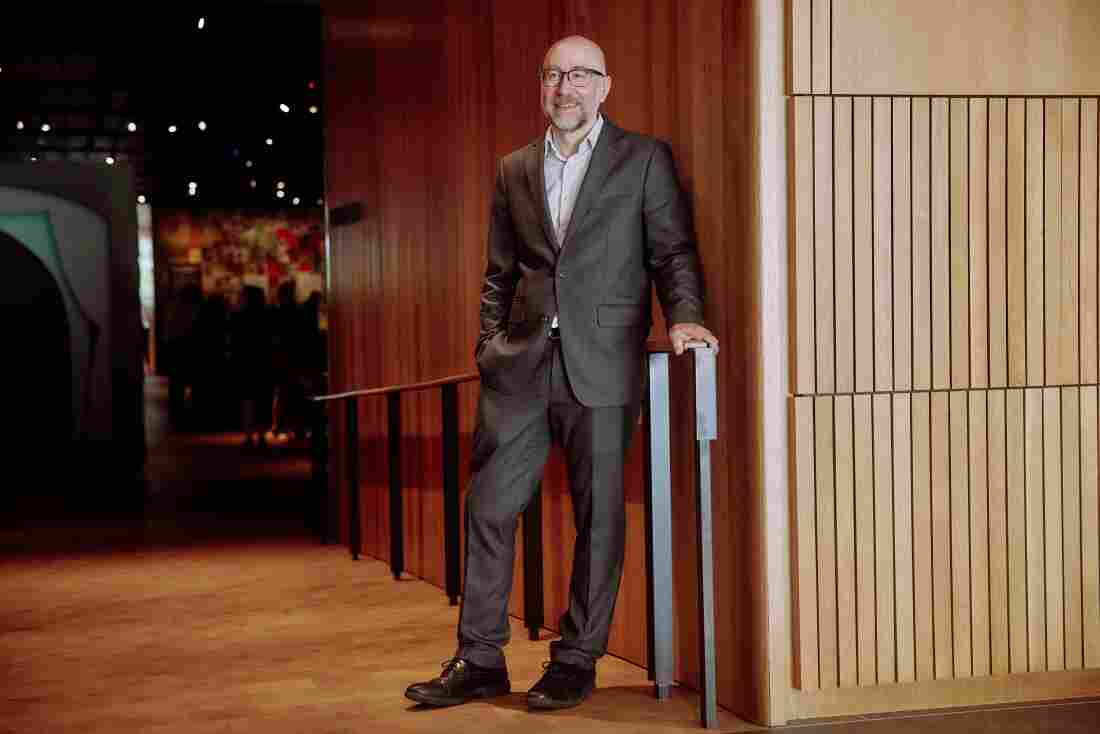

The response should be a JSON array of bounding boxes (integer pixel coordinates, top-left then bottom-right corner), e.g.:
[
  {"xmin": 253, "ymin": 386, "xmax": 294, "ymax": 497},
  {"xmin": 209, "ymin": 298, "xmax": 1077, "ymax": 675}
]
[{"xmin": 539, "ymin": 66, "xmax": 606, "ymax": 88}]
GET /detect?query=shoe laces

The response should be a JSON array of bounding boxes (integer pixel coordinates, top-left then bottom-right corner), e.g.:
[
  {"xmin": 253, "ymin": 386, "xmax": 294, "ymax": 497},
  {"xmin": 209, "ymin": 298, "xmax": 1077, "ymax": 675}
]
[{"xmin": 438, "ymin": 657, "xmax": 466, "ymax": 681}]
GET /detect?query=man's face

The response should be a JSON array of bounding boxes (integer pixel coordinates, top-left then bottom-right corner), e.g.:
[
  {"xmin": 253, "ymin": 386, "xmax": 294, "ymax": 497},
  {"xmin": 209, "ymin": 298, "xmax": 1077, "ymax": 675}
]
[{"xmin": 540, "ymin": 39, "xmax": 610, "ymax": 134}]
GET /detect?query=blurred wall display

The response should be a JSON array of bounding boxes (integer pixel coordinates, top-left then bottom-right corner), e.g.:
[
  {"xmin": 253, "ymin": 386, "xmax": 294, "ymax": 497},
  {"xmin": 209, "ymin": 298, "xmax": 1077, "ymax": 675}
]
[{"xmin": 155, "ymin": 208, "xmax": 325, "ymax": 306}]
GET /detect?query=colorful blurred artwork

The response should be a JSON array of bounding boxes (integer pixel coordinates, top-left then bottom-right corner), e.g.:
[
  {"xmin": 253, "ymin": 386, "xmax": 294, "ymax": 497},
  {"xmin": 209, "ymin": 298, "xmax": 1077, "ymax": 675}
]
[{"xmin": 156, "ymin": 209, "xmax": 324, "ymax": 305}]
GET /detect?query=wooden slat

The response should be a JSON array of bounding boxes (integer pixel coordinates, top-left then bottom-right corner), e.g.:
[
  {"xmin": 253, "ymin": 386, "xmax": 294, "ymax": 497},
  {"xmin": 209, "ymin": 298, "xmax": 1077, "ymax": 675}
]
[
  {"xmin": 1027, "ymin": 99, "xmax": 1045, "ymax": 385},
  {"xmin": 894, "ymin": 98, "xmax": 913, "ymax": 391},
  {"xmin": 931, "ymin": 391, "xmax": 953, "ymax": 678},
  {"xmin": 912, "ymin": 393, "xmax": 935, "ymax": 681},
  {"xmin": 811, "ymin": 0, "xmax": 831, "ymax": 94},
  {"xmin": 1043, "ymin": 99, "xmax": 1067, "ymax": 384},
  {"xmin": 1082, "ymin": 386, "xmax": 1100, "ymax": 668},
  {"xmin": 1007, "ymin": 388, "xmax": 1028, "ymax": 673},
  {"xmin": 854, "ymin": 394, "xmax": 876, "ymax": 684},
  {"xmin": 932, "ymin": 98, "xmax": 951, "ymax": 390},
  {"xmin": 854, "ymin": 98, "xmax": 875, "ymax": 393},
  {"xmin": 1008, "ymin": 99, "xmax": 1028, "ymax": 387},
  {"xmin": 970, "ymin": 99, "xmax": 989, "ymax": 388},
  {"xmin": 1025, "ymin": 387, "xmax": 1047, "ymax": 671},
  {"xmin": 951, "ymin": 98, "xmax": 970, "ymax": 389},
  {"xmin": 873, "ymin": 98, "xmax": 894, "ymax": 392},
  {"xmin": 1082, "ymin": 99, "xmax": 1099, "ymax": 384},
  {"xmin": 989, "ymin": 98, "xmax": 1008, "ymax": 388},
  {"xmin": 1062, "ymin": 99, "xmax": 1081, "ymax": 385},
  {"xmin": 1043, "ymin": 387, "xmax": 1065, "ymax": 672},
  {"xmin": 795, "ymin": 97, "xmax": 815, "ymax": 394},
  {"xmin": 1062, "ymin": 387, "xmax": 1083, "ymax": 671},
  {"xmin": 791, "ymin": 0, "xmax": 811, "ymax": 94},
  {"xmin": 816, "ymin": 97, "xmax": 836, "ymax": 393},
  {"xmin": 913, "ymin": 98, "xmax": 933, "ymax": 391},
  {"xmin": 950, "ymin": 390, "xmax": 972, "ymax": 677},
  {"xmin": 795, "ymin": 397, "xmax": 819, "ymax": 689},
  {"xmin": 835, "ymin": 98, "xmax": 855, "ymax": 394},
  {"xmin": 988, "ymin": 389, "xmax": 1010, "ymax": 675},
  {"xmin": 893, "ymin": 394, "xmax": 915, "ymax": 683},
  {"xmin": 816, "ymin": 396, "xmax": 839, "ymax": 688},
  {"xmin": 969, "ymin": 391, "xmax": 991, "ymax": 677},
  {"xmin": 835, "ymin": 395, "xmax": 857, "ymax": 687},
  {"xmin": 874, "ymin": 394, "xmax": 896, "ymax": 683}
]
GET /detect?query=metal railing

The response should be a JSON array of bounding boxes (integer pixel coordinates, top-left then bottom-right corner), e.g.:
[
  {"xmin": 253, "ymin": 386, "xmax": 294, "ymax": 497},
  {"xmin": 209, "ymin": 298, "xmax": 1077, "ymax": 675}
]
[{"xmin": 311, "ymin": 343, "xmax": 719, "ymax": 728}]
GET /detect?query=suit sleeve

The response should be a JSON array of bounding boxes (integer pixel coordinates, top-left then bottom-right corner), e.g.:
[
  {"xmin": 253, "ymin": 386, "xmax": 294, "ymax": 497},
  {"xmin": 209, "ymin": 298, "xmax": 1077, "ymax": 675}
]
[
  {"xmin": 642, "ymin": 141, "xmax": 706, "ymax": 327},
  {"xmin": 477, "ymin": 160, "xmax": 521, "ymax": 357}
]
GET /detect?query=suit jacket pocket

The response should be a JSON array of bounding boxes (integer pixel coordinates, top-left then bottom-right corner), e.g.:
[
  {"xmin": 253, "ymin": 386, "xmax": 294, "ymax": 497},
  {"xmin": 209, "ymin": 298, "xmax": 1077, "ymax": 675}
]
[
  {"xmin": 476, "ymin": 326, "xmax": 547, "ymax": 393},
  {"xmin": 596, "ymin": 303, "xmax": 648, "ymax": 327}
]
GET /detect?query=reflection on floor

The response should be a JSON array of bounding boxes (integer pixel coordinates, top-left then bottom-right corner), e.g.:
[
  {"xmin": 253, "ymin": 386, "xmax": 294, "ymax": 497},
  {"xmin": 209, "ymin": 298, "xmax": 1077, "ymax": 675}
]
[{"xmin": 0, "ymin": 377, "xmax": 1096, "ymax": 732}]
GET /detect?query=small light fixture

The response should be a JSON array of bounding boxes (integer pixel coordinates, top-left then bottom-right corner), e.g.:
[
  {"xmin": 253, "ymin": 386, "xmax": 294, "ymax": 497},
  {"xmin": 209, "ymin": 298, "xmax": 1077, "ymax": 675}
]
[
  {"xmin": 308, "ymin": 81, "xmax": 315, "ymax": 90},
  {"xmin": 276, "ymin": 181, "xmax": 285, "ymax": 190},
  {"xmin": 197, "ymin": 120, "xmax": 207, "ymax": 131},
  {"xmin": 245, "ymin": 160, "xmax": 253, "ymax": 168},
  {"xmin": 249, "ymin": 179, "xmax": 257, "ymax": 188},
  {"xmin": 265, "ymin": 138, "xmax": 273, "ymax": 146},
  {"xmin": 198, "ymin": 17, "xmax": 205, "ymax": 30},
  {"xmin": 276, "ymin": 190, "xmax": 285, "ymax": 199},
  {"xmin": 105, "ymin": 156, "xmax": 115, "ymax": 165},
  {"xmin": 41, "ymin": 123, "xmax": 50, "ymax": 132},
  {"xmin": 16, "ymin": 120, "xmax": 24, "ymax": 130},
  {"xmin": 316, "ymin": 198, "xmax": 323, "ymax": 206},
  {"xmin": 168, "ymin": 124, "xmax": 177, "ymax": 133},
  {"xmin": 138, "ymin": 195, "xmax": 147, "ymax": 204},
  {"xmin": 308, "ymin": 105, "xmax": 318, "ymax": 114},
  {"xmin": 29, "ymin": 156, "xmax": 38, "ymax": 162},
  {"xmin": 279, "ymin": 103, "xmax": 290, "ymax": 113},
  {"xmin": 292, "ymin": 197, "xmax": 300, "ymax": 205},
  {"xmin": 128, "ymin": 122, "xmax": 137, "ymax": 132}
]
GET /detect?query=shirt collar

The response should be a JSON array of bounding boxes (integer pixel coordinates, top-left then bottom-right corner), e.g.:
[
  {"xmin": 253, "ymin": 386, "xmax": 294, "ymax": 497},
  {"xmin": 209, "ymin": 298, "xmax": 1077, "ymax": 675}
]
[{"xmin": 545, "ymin": 114, "xmax": 604, "ymax": 161}]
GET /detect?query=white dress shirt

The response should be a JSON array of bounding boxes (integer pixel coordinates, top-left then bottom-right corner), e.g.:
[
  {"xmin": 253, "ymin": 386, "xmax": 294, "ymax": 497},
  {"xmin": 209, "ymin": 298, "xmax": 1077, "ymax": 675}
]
[{"xmin": 544, "ymin": 114, "xmax": 604, "ymax": 328}]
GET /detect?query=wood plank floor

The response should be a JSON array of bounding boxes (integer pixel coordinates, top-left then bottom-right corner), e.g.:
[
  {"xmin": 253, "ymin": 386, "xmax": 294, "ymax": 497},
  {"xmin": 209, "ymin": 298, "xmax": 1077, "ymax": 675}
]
[{"xmin": 2, "ymin": 377, "xmax": 1097, "ymax": 732}]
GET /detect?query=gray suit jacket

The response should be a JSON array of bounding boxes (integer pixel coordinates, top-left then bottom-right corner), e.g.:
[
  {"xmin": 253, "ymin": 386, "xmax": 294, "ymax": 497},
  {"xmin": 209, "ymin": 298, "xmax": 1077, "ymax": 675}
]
[{"xmin": 476, "ymin": 119, "xmax": 706, "ymax": 407}]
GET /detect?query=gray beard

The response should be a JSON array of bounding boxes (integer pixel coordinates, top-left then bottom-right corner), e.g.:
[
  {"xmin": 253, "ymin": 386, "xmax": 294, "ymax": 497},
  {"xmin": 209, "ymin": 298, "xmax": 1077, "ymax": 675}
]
[{"xmin": 550, "ymin": 108, "xmax": 588, "ymax": 133}]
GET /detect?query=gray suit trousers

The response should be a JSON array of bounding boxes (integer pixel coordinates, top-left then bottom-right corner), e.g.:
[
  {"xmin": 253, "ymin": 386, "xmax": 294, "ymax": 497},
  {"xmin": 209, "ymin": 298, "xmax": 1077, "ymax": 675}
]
[{"xmin": 456, "ymin": 339, "xmax": 639, "ymax": 670}]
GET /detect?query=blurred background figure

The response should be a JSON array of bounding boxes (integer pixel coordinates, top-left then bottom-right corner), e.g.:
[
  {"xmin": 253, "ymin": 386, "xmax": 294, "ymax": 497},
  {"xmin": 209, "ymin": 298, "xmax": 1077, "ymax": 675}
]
[
  {"xmin": 231, "ymin": 285, "xmax": 273, "ymax": 448},
  {"xmin": 163, "ymin": 283, "xmax": 202, "ymax": 429}
]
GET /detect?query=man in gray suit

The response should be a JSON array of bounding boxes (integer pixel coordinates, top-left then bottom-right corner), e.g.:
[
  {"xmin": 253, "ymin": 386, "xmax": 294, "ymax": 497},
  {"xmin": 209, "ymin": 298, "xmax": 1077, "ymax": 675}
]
[{"xmin": 406, "ymin": 35, "xmax": 718, "ymax": 711}]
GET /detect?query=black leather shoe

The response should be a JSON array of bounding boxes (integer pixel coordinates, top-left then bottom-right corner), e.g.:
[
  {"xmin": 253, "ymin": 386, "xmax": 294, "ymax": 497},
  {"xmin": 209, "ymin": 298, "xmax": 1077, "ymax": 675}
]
[
  {"xmin": 526, "ymin": 661, "xmax": 596, "ymax": 710},
  {"xmin": 404, "ymin": 658, "xmax": 511, "ymax": 707}
]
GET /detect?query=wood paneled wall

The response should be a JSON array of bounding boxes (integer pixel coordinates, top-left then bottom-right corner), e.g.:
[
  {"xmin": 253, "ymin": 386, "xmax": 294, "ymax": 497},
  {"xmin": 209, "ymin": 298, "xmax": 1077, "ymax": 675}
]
[
  {"xmin": 322, "ymin": 0, "xmax": 768, "ymax": 723},
  {"xmin": 789, "ymin": 0, "xmax": 1100, "ymax": 722}
]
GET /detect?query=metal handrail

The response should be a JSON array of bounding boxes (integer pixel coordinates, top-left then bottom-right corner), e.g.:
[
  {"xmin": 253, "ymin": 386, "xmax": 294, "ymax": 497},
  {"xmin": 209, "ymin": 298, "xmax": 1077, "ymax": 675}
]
[{"xmin": 310, "ymin": 342, "xmax": 719, "ymax": 728}]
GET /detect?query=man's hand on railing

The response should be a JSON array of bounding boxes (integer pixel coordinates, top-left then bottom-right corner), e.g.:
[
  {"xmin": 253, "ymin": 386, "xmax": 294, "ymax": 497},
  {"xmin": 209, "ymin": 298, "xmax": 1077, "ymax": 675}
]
[{"xmin": 668, "ymin": 322, "xmax": 719, "ymax": 355}]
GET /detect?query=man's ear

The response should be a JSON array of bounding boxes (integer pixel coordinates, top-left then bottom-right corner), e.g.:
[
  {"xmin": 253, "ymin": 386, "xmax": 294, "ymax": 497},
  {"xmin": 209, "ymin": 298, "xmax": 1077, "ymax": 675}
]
[{"xmin": 601, "ymin": 76, "xmax": 612, "ymax": 103}]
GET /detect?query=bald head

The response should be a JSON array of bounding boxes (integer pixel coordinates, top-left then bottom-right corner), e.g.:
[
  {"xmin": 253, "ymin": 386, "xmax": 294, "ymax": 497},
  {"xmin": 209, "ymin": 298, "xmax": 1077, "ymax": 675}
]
[{"xmin": 543, "ymin": 35, "xmax": 607, "ymax": 74}]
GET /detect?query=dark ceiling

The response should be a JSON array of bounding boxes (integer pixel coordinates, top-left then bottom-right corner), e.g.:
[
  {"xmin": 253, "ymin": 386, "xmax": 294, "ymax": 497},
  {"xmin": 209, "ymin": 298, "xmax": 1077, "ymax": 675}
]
[{"xmin": 1, "ymin": 4, "xmax": 324, "ymax": 209}]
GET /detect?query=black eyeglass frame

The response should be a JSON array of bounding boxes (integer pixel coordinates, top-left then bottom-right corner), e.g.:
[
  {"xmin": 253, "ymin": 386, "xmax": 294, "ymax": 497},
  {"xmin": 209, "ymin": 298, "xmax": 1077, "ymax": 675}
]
[{"xmin": 538, "ymin": 66, "xmax": 607, "ymax": 87}]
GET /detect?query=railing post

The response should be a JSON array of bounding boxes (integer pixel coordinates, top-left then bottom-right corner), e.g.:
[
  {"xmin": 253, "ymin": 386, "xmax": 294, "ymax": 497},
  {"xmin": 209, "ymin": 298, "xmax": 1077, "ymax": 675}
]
[
  {"xmin": 522, "ymin": 482, "xmax": 544, "ymax": 640},
  {"xmin": 346, "ymin": 398, "xmax": 360, "ymax": 561},
  {"xmin": 312, "ymin": 400, "xmax": 330, "ymax": 544},
  {"xmin": 692, "ymin": 345, "xmax": 718, "ymax": 730},
  {"xmin": 441, "ymin": 383, "xmax": 461, "ymax": 605},
  {"xmin": 387, "ymin": 392, "xmax": 404, "ymax": 581},
  {"xmin": 645, "ymin": 352, "xmax": 674, "ymax": 700}
]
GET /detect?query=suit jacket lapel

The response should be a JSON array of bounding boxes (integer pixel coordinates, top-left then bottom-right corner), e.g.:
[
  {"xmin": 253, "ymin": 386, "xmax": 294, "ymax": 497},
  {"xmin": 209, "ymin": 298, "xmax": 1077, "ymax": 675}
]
[
  {"xmin": 524, "ymin": 141, "xmax": 558, "ymax": 250},
  {"xmin": 560, "ymin": 119, "xmax": 623, "ymax": 250}
]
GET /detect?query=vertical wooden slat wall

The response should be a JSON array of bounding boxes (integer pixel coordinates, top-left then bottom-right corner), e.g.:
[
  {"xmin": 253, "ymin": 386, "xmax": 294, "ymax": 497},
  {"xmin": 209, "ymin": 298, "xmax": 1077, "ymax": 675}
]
[{"xmin": 790, "ymin": 0, "xmax": 1100, "ymax": 720}]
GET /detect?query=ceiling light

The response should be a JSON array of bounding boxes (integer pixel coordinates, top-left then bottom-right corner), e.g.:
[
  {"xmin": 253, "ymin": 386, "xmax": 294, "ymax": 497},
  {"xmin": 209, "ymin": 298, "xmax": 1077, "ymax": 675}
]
[
  {"xmin": 138, "ymin": 195, "xmax": 147, "ymax": 204},
  {"xmin": 316, "ymin": 198, "xmax": 323, "ymax": 206},
  {"xmin": 41, "ymin": 123, "xmax": 50, "ymax": 132},
  {"xmin": 189, "ymin": 189, "xmax": 197, "ymax": 196},
  {"xmin": 188, "ymin": 181, "xmax": 198, "ymax": 189},
  {"xmin": 168, "ymin": 125, "xmax": 177, "ymax": 133},
  {"xmin": 277, "ymin": 181, "xmax": 285, "ymax": 190},
  {"xmin": 265, "ymin": 138, "xmax": 273, "ymax": 146},
  {"xmin": 249, "ymin": 179, "xmax": 257, "ymax": 188},
  {"xmin": 16, "ymin": 121, "xmax": 24, "ymax": 130},
  {"xmin": 276, "ymin": 190, "xmax": 285, "ymax": 199},
  {"xmin": 292, "ymin": 197, "xmax": 300, "ymax": 205},
  {"xmin": 279, "ymin": 103, "xmax": 290, "ymax": 113},
  {"xmin": 30, "ymin": 156, "xmax": 38, "ymax": 162},
  {"xmin": 105, "ymin": 156, "xmax": 115, "ymax": 165},
  {"xmin": 245, "ymin": 160, "xmax": 253, "ymax": 168},
  {"xmin": 197, "ymin": 121, "xmax": 207, "ymax": 131},
  {"xmin": 308, "ymin": 106, "xmax": 318, "ymax": 114},
  {"xmin": 198, "ymin": 17, "xmax": 205, "ymax": 30},
  {"xmin": 308, "ymin": 81, "xmax": 315, "ymax": 90},
  {"xmin": 128, "ymin": 122, "xmax": 137, "ymax": 132}
]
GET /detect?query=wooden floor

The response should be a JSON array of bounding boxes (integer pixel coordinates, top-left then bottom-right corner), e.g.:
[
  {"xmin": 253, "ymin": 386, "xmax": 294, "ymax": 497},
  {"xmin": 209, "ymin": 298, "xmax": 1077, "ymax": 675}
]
[{"xmin": 2, "ymin": 378, "xmax": 1098, "ymax": 733}]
